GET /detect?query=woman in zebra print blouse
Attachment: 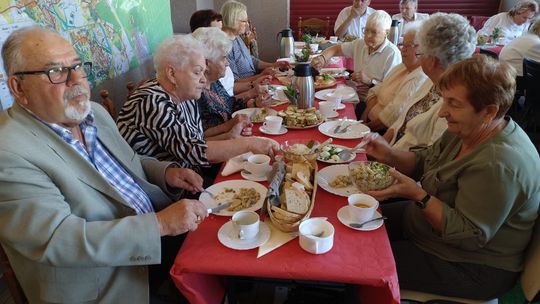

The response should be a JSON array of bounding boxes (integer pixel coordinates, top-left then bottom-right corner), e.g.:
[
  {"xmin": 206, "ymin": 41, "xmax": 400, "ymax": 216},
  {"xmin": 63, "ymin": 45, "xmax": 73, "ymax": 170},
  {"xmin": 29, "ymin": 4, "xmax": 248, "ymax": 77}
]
[{"xmin": 117, "ymin": 34, "xmax": 279, "ymax": 175}]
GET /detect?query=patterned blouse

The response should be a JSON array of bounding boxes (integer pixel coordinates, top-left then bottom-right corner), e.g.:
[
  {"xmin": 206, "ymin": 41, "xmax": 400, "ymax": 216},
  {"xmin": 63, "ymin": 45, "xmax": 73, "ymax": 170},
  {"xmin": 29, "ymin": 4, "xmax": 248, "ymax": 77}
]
[
  {"xmin": 116, "ymin": 79, "xmax": 209, "ymax": 171},
  {"xmin": 198, "ymin": 81, "xmax": 248, "ymax": 130},
  {"xmin": 395, "ymin": 86, "xmax": 441, "ymax": 142},
  {"xmin": 227, "ymin": 36, "xmax": 259, "ymax": 80}
]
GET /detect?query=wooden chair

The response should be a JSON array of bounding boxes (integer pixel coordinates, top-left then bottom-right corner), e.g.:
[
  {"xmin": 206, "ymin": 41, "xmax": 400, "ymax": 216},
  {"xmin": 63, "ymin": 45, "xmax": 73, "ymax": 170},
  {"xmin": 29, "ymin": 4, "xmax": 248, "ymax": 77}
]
[
  {"xmin": 126, "ymin": 81, "xmax": 136, "ymax": 96},
  {"xmin": 298, "ymin": 17, "xmax": 331, "ymax": 39},
  {"xmin": 99, "ymin": 90, "xmax": 117, "ymax": 118},
  {"xmin": 0, "ymin": 245, "xmax": 27, "ymax": 304}
]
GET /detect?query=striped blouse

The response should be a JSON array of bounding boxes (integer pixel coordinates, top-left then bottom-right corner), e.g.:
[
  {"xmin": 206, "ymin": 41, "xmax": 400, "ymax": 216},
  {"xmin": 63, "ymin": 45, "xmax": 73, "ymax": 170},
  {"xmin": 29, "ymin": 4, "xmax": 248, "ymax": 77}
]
[
  {"xmin": 227, "ymin": 36, "xmax": 259, "ymax": 80},
  {"xmin": 117, "ymin": 79, "xmax": 209, "ymax": 171}
]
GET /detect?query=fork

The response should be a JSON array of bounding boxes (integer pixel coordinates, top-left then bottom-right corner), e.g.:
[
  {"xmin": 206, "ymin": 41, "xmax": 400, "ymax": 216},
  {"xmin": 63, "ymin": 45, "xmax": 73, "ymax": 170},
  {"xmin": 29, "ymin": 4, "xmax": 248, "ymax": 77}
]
[
  {"xmin": 333, "ymin": 116, "xmax": 347, "ymax": 133},
  {"xmin": 337, "ymin": 120, "xmax": 363, "ymax": 134}
]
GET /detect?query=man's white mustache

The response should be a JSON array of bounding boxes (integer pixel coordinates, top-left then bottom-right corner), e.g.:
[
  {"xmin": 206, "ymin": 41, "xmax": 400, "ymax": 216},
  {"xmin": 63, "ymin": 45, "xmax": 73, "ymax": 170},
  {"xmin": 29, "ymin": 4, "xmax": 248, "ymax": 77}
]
[{"xmin": 65, "ymin": 85, "xmax": 90, "ymax": 100}]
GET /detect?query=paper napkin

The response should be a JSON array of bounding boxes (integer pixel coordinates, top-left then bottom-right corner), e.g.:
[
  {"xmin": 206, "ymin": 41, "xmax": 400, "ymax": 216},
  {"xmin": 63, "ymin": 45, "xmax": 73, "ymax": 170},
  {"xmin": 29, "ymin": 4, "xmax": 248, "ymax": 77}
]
[
  {"xmin": 257, "ymin": 219, "xmax": 298, "ymax": 258},
  {"xmin": 221, "ymin": 152, "xmax": 253, "ymax": 176}
]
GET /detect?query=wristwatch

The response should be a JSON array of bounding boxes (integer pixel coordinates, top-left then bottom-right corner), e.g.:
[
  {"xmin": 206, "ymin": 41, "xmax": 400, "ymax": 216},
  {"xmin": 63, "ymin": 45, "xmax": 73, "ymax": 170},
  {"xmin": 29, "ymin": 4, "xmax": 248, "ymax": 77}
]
[{"xmin": 415, "ymin": 193, "xmax": 431, "ymax": 209}]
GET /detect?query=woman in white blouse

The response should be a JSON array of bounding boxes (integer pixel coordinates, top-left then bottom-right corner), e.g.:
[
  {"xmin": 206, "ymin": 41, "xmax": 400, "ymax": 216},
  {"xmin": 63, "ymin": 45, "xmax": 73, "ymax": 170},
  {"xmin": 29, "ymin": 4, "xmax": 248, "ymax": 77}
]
[
  {"xmin": 500, "ymin": 18, "xmax": 540, "ymax": 77},
  {"xmin": 478, "ymin": 0, "xmax": 538, "ymax": 45}
]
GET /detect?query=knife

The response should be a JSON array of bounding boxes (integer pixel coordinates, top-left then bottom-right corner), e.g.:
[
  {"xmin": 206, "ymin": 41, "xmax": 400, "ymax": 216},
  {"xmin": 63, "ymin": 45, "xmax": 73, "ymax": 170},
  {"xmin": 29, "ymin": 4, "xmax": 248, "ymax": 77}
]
[{"xmin": 207, "ymin": 201, "xmax": 232, "ymax": 214}]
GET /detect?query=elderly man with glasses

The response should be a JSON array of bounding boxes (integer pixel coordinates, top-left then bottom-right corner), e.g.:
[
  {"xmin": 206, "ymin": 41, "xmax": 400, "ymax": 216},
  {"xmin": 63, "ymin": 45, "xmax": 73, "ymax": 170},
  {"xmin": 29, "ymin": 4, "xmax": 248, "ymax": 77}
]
[
  {"xmin": 334, "ymin": 0, "xmax": 375, "ymax": 39},
  {"xmin": 0, "ymin": 26, "xmax": 208, "ymax": 303}
]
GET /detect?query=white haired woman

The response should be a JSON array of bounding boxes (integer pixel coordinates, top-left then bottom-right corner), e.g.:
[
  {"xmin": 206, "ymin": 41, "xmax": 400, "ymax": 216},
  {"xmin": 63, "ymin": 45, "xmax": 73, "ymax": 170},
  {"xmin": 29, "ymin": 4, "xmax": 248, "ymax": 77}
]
[
  {"xmin": 221, "ymin": 0, "xmax": 289, "ymax": 82},
  {"xmin": 362, "ymin": 22, "xmax": 429, "ymax": 132},
  {"xmin": 478, "ymin": 0, "xmax": 538, "ymax": 45},
  {"xmin": 384, "ymin": 13, "xmax": 476, "ymax": 151},
  {"xmin": 312, "ymin": 10, "xmax": 402, "ymax": 100},
  {"xmin": 363, "ymin": 55, "xmax": 540, "ymax": 300},
  {"xmin": 192, "ymin": 27, "xmax": 272, "ymax": 138},
  {"xmin": 117, "ymin": 34, "xmax": 279, "ymax": 180}
]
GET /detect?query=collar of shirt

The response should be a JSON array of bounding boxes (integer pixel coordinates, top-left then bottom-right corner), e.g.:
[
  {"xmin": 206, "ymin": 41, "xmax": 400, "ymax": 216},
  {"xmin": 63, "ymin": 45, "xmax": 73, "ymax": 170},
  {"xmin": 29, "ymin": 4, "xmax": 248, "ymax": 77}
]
[{"xmin": 44, "ymin": 113, "xmax": 97, "ymax": 159}]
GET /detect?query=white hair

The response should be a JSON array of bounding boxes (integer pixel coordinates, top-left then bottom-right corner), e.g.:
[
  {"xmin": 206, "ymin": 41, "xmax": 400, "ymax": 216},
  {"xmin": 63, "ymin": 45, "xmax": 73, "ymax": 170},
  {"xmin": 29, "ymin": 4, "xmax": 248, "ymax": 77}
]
[
  {"xmin": 154, "ymin": 34, "xmax": 207, "ymax": 77},
  {"xmin": 366, "ymin": 10, "xmax": 392, "ymax": 31},
  {"xmin": 192, "ymin": 27, "xmax": 232, "ymax": 63},
  {"xmin": 418, "ymin": 13, "xmax": 476, "ymax": 69},
  {"xmin": 530, "ymin": 18, "xmax": 540, "ymax": 36}
]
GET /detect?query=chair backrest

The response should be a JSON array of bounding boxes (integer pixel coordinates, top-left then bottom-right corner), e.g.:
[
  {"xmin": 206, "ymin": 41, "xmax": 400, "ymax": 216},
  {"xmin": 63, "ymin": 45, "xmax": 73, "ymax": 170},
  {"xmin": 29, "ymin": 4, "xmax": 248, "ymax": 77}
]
[
  {"xmin": 298, "ymin": 17, "xmax": 331, "ymax": 39},
  {"xmin": 523, "ymin": 58, "xmax": 540, "ymax": 102},
  {"xmin": 521, "ymin": 212, "xmax": 540, "ymax": 302},
  {"xmin": 0, "ymin": 245, "xmax": 27, "ymax": 304},
  {"xmin": 479, "ymin": 48, "xmax": 499, "ymax": 60},
  {"xmin": 99, "ymin": 89, "xmax": 117, "ymax": 118},
  {"xmin": 470, "ymin": 15, "xmax": 490, "ymax": 31}
]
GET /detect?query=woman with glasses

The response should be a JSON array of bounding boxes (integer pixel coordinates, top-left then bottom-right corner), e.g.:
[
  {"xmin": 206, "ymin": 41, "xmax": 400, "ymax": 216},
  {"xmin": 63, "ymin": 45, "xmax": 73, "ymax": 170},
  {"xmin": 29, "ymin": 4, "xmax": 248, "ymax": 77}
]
[
  {"xmin": 361, "ymin": 22, "xmax": 429, "ymax": 132},
  {"xmin": 383, "ymin": 13, "xmax": 476, "ymax": 151},
  {"xmin": 362, "ymin": 54, "xmax": 540, "ymax": 300},
  {"xmin": 312, "ymin": 10, "xmax": 402, "ymax": 101},
  {"xmin": 220, "ymin": 0, "xmax": 288, "ymax": 82},
  {"xmin": 478, "ymin": 0, "xmax": 538, "ymax": 45}
]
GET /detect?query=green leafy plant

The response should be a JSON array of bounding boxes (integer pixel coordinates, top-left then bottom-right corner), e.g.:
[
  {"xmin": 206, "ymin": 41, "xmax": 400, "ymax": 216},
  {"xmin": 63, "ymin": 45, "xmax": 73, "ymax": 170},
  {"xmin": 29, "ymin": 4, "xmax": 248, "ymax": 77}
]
[
  {"xmin": 284, "ymin": 84, "xmax": 297, "ymax": 103},
  {"xmin": 294, "ymin": 48, "xmax": 310, "ymax": 62},
  {"xmin": 301, "ymin": 33, "xmax": 313, "ymax": 45},
  {"xmin": 322, "ymin": 74, "xmax": 333, "ymax": 81},
  {"xmin": 491, "ymin": 27, "xmax": 501, "ymax": 41}
]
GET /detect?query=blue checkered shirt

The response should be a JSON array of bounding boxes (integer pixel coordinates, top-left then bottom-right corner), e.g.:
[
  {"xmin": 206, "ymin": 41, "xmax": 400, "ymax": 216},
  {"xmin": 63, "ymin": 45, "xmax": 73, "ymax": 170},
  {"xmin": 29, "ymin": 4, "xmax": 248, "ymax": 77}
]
[{"xmin": 45, "ymin": 113, "xmax": 154, "ymax": 214}]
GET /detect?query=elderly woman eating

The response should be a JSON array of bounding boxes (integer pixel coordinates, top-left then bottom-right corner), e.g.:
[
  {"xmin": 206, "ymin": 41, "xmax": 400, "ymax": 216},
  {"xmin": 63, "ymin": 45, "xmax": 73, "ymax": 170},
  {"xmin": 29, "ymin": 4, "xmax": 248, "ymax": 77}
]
[
  {"xmin": 385, "ymin": 13, "xmax": 476, "ymax": 151},
  {"xmin": 312, "ymin": 10, "xmax": 402, "ymax": 100},
  {"xmin": 192, "ymin": 27, "xmax": 271, "ymax": 137},
  {"xmin": 363, "ymin": 55, "xmax": 540, "ymax": 300},
  {"xmin": 221, "ymin": 0, "xmax": 289, "ymax": 82},
  {"xmin": 116, "ymin": 34, "xmax": 278, "ymax": 180},
  {"xmin": 362, "ymin": 22, "xmax": 429, "ymax": 132},
  {"xmin": 478, "ymin": 0, "xmax": 538, "ymax": 45}
]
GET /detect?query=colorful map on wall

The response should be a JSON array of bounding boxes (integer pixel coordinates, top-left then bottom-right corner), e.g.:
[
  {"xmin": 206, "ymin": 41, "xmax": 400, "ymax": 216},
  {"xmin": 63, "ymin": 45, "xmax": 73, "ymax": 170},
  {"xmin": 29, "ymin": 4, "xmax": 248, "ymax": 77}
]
[{"xmin": 0, "ymin": 0, "xmax": 172, "ymax": 110}]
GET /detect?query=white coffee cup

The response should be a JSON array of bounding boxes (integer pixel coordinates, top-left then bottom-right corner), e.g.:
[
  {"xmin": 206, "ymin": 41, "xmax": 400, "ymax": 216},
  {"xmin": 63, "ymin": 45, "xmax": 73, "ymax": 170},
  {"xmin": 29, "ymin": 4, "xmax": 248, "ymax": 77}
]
[
  {"xmin": 244, "ymin": 154, "xmax": 271, "ymax": 177},
  {"xmin": 347, "ymin": 194, "xmax": 379, "ymax": 223},
  {"xmin": 309, "ymin": 43, "xmax": 319, "ymax": 53},
  {"xmin": 329, "ymin": 36, "xmax": 338, "ymax": 43},
  {"xmin": 232, "ymin": 210, "xmax": 260, "ymax": 240},
  {"xmin": 299, "ymin": 218, "xmax": 334, "ymax": 254},
  {"xmin": 263, "ymin": 115, "xmax": 283, "ymax": 133},
  {"xmin": 318, "ymin": 101, "xmax": 337, "ymax": 117}
]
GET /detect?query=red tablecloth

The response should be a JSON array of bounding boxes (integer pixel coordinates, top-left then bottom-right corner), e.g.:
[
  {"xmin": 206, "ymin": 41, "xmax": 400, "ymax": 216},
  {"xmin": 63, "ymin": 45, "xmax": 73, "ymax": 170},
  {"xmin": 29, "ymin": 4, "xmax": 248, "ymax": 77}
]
[
  {"xmin": 170, "ymin": 89, "xmax": 400, "ymax": 304},
  {"xmin": 475, "ymin": 45, "xmax": 503, "ymax": 56}
]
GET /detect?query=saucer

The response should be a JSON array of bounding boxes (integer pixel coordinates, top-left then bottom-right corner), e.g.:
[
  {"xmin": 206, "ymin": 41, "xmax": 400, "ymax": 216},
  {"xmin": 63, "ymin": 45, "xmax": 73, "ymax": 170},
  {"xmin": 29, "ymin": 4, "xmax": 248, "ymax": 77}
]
[
  {"xmin": 240, "ymin": 167, "xmax": 270, "ymax": 181},
  {"xmin": 337, "ymin": 206, "xmax": 383, "ymax": 231},
  {"xmin": 336, "ymin": 104, "xmax": 346, "ymax": 110},
  {"xmin": 218, "ymin": 221, "xmax": 271, "ymax": 250},
  {"xmin": 259, "ymin": 126, "xmax": 288, "ymax": 135},
  {"xmin": 323, "ymin": 112, "xmax": 339, "ymax": 119}
]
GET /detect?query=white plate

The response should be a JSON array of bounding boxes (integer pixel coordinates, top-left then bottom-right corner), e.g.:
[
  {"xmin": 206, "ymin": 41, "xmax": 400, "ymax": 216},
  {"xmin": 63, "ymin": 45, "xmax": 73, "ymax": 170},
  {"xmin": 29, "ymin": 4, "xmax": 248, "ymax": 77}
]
[
  {"xmin": 317, "ymin": 164, "xmax": 360, "ymax": 197},
  {"xmin": 199, "ymin": 180, "xmax": 267, "ymax": 216},
  {"xmin": 232, "ymin": 108, "xmax": 278, "ymax": 123},
  {"xmin": 315, "ymin": 87, "xmax": 356, "ymax": 101},
  {"xmin": 218, "ymin": 221, "xmax": 271, "ymax": 250},
  {"xmin": 324, "ymin": 112, "xmax": 339, "ymax": 119},
  {"xmin": 337, "ymin": 207, "xmax": 383, "ymax": 231},
  {"xmin": 317, "ymin": 144, "xmax": 356, "ymax": 164},
  {"xmin": 240, "ymin": 167, "xmax": 270, "ymax": 182},
  {"xmin": 320, "ymin": 68, "xmax": 350, "ymax": 78},
  {"xmin": 318, "ymin": 120, "xmax": 370, "ymax": 139},
  {"xmin": 259, "ymin": 125, "xmax": 288, "ymax": 135},
  {"xmin": 336, "ymin": 103, "xmax": 346, "ymax": 110}
]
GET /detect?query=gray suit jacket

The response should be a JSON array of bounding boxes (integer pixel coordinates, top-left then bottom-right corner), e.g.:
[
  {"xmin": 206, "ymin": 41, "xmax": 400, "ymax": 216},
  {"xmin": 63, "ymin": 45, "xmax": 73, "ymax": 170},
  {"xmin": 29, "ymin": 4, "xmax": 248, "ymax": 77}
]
[{"xmin": 0, "ymin": 102, "xmax": 178, "ymax": 303}]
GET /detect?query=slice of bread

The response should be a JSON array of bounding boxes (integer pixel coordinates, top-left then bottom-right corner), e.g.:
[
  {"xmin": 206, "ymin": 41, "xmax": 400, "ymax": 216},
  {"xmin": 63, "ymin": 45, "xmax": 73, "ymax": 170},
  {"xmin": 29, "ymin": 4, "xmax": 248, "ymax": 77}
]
[
  {"xmin": 292, "ymin": 162, "xmax": 311, "ymax": 180},
  {"xmin": 284, "ymin": 188, "xmax": 310, "ymax": 215},
  {"xmin": 271, "ymin": 205, "xmax": 302, "ymax": 222},
  {"xmin": 295, "ymin": 171, "xmax": 313, "ymax": 191}
]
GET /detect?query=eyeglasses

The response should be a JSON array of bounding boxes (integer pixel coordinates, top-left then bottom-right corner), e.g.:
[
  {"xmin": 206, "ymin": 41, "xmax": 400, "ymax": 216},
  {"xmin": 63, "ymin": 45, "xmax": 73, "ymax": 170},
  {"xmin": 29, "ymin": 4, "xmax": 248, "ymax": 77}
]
[
  {"xmin": 400, "ymin": 43, "xmax": 419, "ymax": 49},
  {"xmin": 13, "ymin": 62, "xmax": 92, "ymax": 84},
  {"xmin": 362, "ymin": 28, "xmax": 384, "ymax": 37}
]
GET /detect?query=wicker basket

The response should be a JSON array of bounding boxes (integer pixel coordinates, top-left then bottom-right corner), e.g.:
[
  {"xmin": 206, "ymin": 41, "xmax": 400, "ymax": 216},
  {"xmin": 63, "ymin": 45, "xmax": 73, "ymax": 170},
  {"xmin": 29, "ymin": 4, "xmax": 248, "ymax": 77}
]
[{"xmin": 267, "ymin": 162, "xmax": 318, "ymax": 232}]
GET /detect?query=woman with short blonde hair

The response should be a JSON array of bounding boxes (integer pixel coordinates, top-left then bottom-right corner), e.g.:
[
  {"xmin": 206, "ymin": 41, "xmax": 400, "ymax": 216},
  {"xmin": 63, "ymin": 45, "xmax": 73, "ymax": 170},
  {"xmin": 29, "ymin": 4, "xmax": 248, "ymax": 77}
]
[{"xmin": 478, "ymin": 0, "xmax": 538, "ymax": 44}]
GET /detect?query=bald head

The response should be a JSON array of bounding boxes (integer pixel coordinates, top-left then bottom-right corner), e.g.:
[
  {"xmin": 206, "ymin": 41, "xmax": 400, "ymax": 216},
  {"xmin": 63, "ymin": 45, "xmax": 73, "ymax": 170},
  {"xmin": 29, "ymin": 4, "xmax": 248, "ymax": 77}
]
[{"xmin": 2, "ymin": 26, "xmax": 66, "ymax": 76}]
